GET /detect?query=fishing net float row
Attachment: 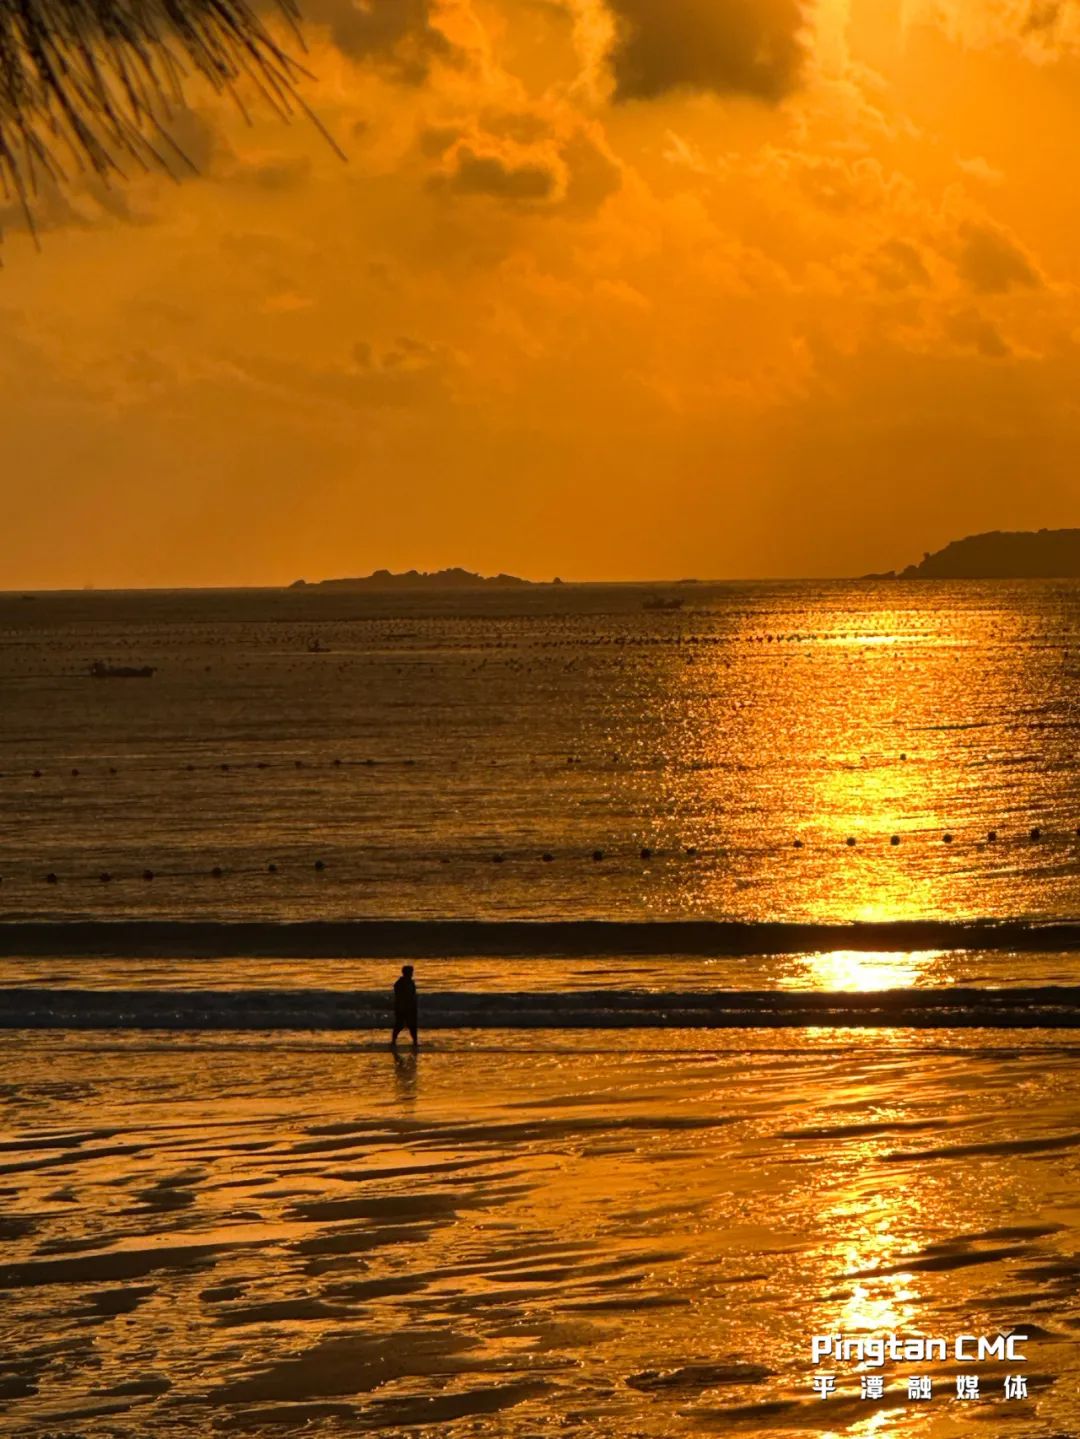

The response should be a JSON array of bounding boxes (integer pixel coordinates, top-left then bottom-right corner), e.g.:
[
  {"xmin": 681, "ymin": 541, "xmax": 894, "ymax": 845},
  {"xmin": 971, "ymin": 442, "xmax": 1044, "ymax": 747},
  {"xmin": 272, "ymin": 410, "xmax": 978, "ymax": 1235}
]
[
  {"xmin": 12, "ymin": 759, "xmax": 420, "ymax": 777},
  {"xmin": 10, "ymin": 751, "xmax": 933, "ymax": 777},
  {"xmin": 794, "ymin": 827, "xmax": 1056, "ymax": 848},
  {"xmin": 36, "ymin": 861, "xmax": 330, "ymax": 884},
  {"xmin": 16, "ymin": 830, "xmax": 1071, "ymax": 887},
  {"xmin": 29, "ymin": 851, "xmax": 677, "ymax": 880}
]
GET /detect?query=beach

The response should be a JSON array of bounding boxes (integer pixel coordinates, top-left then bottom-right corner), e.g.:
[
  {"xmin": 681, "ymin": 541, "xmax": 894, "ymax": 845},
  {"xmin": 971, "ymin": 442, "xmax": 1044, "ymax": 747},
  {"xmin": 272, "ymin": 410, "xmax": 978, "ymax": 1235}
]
[
  {"xmin": 0, "ymin": 1027, "xmax": 1077, "ymax": 1435},
  {"xmin": 3, "ymin": 583, "xmax": 1080, "ymax": 1436}
]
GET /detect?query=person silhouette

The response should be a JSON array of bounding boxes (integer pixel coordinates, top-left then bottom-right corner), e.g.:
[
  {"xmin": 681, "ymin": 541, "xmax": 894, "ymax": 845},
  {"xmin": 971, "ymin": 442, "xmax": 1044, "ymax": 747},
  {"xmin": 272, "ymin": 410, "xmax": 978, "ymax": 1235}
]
[{"xmin": 391, "ymin": 964, "xmax": 419, "ymax": 1050}]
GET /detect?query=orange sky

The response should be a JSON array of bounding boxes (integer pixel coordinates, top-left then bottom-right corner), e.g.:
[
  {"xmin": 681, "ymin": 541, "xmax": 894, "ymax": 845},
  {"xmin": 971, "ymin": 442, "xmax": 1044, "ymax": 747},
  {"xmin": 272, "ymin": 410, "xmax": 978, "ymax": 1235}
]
[{"xmin": 4, "ymin": 0, "xmax": 1080, "ymax": 587}]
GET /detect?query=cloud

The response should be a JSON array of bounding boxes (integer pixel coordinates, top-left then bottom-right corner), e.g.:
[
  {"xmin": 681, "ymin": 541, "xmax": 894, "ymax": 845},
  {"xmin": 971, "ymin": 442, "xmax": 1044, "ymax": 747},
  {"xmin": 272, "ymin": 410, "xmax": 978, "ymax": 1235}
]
[
  {"xmin": 354, "ymin": 334, "xmax": 451, "ymax": 374},
  {"xmin": 224, "ymin": 156, "xmax": 313, "ymax": 192},
  {"xmin": 956, "ymin": 221, "xmax": 1042, "ymax": 293},
  {"xmin": 440, "ymin": 145, "xmax": 561, "ymax": 201},
  {"xmin": 945, "ymin": 308, "xmax": 1012, "ymax": 357},
  {"xmin": 299, "ymin": 0, "xmax": 459, "ymax": 80},
  {"xmin": 159, "ymin": 109, "xmax": 222, "ymax": 175},
  {"xmin": 426, "ymin": 114, "xmax": 620, "ymax": 213},
  {"xmin": 605, "ymin": 0, "xmax": 808, "ymax": 103},
  {"xmin": 910, "ymin": 0, "xmax": 1080, "ymax": 59},
  {"xmin": 956, "ymin": 154, "xmax": 1005, "ymax": 185},
  {"xmin": 872, "ymin": 239, "xmax": 933, "ymax": 291}
]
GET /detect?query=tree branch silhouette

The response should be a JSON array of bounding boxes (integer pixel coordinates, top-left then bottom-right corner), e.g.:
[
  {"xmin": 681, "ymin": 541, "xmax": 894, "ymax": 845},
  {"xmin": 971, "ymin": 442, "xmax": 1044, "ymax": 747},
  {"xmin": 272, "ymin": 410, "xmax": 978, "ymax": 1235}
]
[{"xmin": 0, "ymin": 0, "xmax": 332, "ymax": 231}]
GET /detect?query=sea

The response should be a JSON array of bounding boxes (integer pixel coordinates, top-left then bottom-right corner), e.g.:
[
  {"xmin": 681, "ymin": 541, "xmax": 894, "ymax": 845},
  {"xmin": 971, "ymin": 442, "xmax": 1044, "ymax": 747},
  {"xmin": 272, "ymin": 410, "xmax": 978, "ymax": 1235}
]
[
  {"xmin": 3, "ymin": 580, "xmax": 1080, "ymax": 1437},
  {"xmin": 3, "ymin": 579, "xmax": 1080, "ymax": 927}
]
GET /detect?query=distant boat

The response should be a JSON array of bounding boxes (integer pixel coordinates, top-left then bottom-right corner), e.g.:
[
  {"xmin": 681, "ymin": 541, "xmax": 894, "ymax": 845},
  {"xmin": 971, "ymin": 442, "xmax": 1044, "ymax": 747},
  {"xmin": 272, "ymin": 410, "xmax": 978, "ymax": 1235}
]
[
  {"xmin": 90, "ymin": 661, "xmax": 155, "ymax": 678},
  {"xmin": 307, "ymin": 639, "xmax": 332, "ymax": 653},
  {"xmin": 642, "ymin": 595, "xmax": 684, "ymax": 612}
]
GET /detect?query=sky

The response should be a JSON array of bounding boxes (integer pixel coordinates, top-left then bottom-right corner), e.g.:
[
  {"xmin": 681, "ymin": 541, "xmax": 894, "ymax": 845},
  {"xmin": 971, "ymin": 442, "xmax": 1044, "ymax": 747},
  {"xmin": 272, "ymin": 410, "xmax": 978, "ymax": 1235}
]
[{"xmin": 4, "ymin": 0, "xmax": 1080, "ymax": 586}]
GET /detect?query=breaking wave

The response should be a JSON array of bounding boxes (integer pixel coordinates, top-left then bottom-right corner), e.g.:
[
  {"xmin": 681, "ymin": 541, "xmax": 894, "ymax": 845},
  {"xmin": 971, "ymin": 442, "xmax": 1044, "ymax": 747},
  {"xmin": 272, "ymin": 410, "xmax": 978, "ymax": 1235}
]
[{"xmin": 5, "ymin": 985, "xmax": 1080, "ymax": 1030}]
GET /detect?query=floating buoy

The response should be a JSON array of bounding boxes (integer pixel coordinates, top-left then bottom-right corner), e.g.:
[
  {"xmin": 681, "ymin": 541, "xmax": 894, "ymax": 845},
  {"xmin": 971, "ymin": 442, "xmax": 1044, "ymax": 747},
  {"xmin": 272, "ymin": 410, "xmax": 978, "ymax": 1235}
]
[
  {"xmin": 541, "ymin": 852, "xmax": 554, "ymax": 863},
  {"xmin": 1031, "ymin": 827, "xmax": 1042, "ymax": 841},
  {"xmin": 900, "ymin": 753, "xmax": 907, "ymax": 761},
  {"xmin": 99, "ymin": 872, "xmax": 111, "ymax": 883},
  {"xmin": 109, "ymin": 767, "xmax": 117, "ymax": 776},
  {"xmin": 846, "ymin": 837, "xmax": 857, "ymax": 847},
  {"xmin": 333, "ymin": 758, "xmax": 342, "ymax": 767},
  {"xmin": 793, "ymin": 839, "xmax": 803, "ymax": 849},
  {"xmin": 211, "ymin": 866, "xmax": 223, "ymax": 878},
  {"xmin": 186, "ymin": 764, "xmax": 195, "ymax": 772},
  {"xmin": 314, "ymin": 859, "xmax": 325, "ymax": 871},
  {"xmin": 493, "ymin": 854, "xmax": 505, "ymax": 864},
  {"xmin": 71, "ymin": 768, "xmax": 79, "ymax": 777},
  {"xmin": 221, "ymin": 763, "xmax": 230, "ymax": 772},
  {"xmin": 295, "ymin": 760, "xmax": 303, "ymax": 768},
  {"xmin": 45, "ymin": 872, "xmax": 58, "ymax": 884},
  {"xmin": 640, "ymin": 846, "xmax": 653, "ymax": 860},
  {"xmin": 268, "ymin": 862, "xmax": 278, "ymax": 874},
  {"xmin": 988, "ymin": 831, "xmax": 998, "ymax": 842},
  {"xmin": 943, "ymin": 833, "xmax": 953, "ymax": 844},
  {"xmin": 32, "ymin": 769, "xmax": 41, "ymax": 778},
  {"xmin": 592, "ymin": 849, "xmax": 605, "ymax": 861},
  {"xmin": 142, "ymin": 870, "xmax": 154, "ymax": 881}
]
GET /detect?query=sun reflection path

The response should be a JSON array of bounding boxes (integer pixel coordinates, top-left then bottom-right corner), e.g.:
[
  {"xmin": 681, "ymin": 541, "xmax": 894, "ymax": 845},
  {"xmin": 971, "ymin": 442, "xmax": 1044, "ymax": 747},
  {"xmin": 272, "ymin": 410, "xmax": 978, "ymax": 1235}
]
[{"xmin": 785, "ymin": 949, "xmax": 944, "ymax": 991}]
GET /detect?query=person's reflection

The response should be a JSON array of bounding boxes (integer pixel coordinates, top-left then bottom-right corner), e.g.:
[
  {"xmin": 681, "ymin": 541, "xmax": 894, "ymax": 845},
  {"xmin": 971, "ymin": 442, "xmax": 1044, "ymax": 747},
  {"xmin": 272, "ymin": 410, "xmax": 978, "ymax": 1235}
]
[{"xmin": 393, "ymin": 1049, "xmax": 418, "ymax": 1103}]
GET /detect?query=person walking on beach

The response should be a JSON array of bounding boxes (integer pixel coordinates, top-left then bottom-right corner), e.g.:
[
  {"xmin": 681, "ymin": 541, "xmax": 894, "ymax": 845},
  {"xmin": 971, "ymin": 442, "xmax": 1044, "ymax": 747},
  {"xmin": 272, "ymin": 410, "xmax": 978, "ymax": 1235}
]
[{"xmin": 391, "ymin": 964, "xmax": 419, "ymax": 1050}]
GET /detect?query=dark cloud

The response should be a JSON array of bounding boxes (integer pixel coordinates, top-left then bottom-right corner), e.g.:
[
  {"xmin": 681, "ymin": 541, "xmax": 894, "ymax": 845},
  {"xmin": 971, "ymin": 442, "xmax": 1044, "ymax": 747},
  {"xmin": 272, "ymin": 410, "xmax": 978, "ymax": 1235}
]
[
  {"xmin": 438, "ymin": 146, "xmax": 559, "ymax": 202},
  {"xmin": 483, "ymin": 112, "xmax": 554, "ymax": 145},
  {"xmin": 957, "ymin": 223, "xmax": 1041, "ymax": 294},
  {"xmin": 229, "ymin": 157, "xmax": 312, "ymax": 192},
  {"xmin": 301, "ymin": 0, "xmax": 457, "ymax": 80},
  {"xmin": 561, "ymin": 130, "xmax": 622, "ymax": 214},
  {"xmin": 945, "ymin": 309, "xmax": 1012, "ymax": 359},
  {"xmin": 0, "ymin": 169, "xmax": 141, "ymax": 237},
  {"xmin": 419, "ymin": 126, "xmax": 460, "ymax": 157},
  {"xmin": 1024, "ymin": 1, "xmax": 1066, "ymax": 37},
  {"xmin": 873, "ymin": 239, "xmax": 932, "ymax": 292},
  {"xmin": 606, "ymin": 0, "xmax": 807, "ymax": 104},
  {"xmin": 424, "ymin": 118, "xmax": 620, "ymax": 214},
  {"xmin": 159, "ymin": 110, "xmax": 310, "ymax": 193},
  {"xmin": 158, "ymin": 109, "xmax": 221, "ymax": 175},
  {"xmin": 355, "ymin": 335, "xmax": 444, "ymax": 372}
]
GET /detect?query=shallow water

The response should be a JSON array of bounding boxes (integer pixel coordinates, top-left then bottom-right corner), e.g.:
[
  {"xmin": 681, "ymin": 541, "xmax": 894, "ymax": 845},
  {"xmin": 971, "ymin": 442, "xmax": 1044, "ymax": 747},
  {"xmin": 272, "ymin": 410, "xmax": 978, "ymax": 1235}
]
[{"xmin": 0, "ymin": 1032, "xmax": 1077, "ymax": 1436}]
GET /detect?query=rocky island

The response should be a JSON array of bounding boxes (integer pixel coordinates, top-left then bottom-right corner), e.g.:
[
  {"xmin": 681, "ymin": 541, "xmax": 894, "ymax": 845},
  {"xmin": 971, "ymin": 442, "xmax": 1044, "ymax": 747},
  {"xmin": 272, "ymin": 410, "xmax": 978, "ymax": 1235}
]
[
  {"xmin": 875, "ymin": 529, "xmax": 1080, "ymax": 579},
  {"xmin": 291, "ymin": 567, "xmax": 553, "ymax": 590}
]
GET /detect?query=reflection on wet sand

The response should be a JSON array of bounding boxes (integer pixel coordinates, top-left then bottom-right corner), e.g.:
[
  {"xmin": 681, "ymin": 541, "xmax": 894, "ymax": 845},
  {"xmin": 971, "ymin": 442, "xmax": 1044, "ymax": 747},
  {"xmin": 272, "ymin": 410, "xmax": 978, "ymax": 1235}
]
[
  {"xmin": 393, "ymin": 1050, "xmax": 419, "ymax": 1105},
  {"xmin": 0, "ymin": 1030, "xmax": 1077, "ymax": 1436}
]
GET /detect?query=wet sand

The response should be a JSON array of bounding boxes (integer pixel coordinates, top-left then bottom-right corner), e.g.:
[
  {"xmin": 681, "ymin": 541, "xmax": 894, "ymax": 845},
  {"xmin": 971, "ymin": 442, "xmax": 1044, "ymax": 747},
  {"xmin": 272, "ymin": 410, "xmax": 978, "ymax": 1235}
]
[{"xmin": 1, "ymin": 1029, "xmax": 1079, "ymax": 1436}]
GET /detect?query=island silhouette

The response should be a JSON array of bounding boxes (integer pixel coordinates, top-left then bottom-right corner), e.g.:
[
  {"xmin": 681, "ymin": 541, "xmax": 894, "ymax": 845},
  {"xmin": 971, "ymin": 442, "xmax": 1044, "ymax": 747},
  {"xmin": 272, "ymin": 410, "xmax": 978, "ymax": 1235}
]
[
  {"xmin": 873, "ymin": 529, "xmax": 1080, "ymax": 580},
  {"xmin": 290, "ymin": 568, "xmax": 559, "ymax": 590}
]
